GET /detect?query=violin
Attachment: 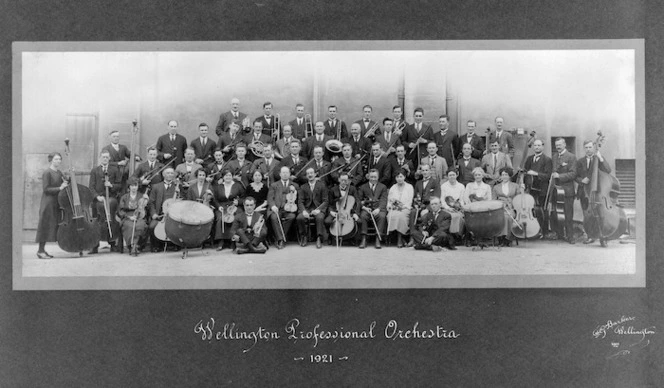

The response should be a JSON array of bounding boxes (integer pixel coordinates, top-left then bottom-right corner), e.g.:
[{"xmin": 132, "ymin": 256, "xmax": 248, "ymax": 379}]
[
  {"xmin": 284, "ymin": 185, "xmax": 298, "ymax": 212},
  {"xmin": 468, "ymin": 193, "xmax": 484, "ymax": 202},
  {"xmin": 135, "ymin": 188, "xmax": 150, "ymax": 220},
  {"xmin": 444, "ymin": 196, "xmax": 462, "ymax": 211},
  {"xmin": 222, "ymin": 199, "xmax": 238, "ymax": 223},
  {"xmin": 252, "ymin": 214, "xmax": 265, "ymax": 235},
  {"xmin": 57, "ymin": 139, "xmax": 100, "ymax": 254}
]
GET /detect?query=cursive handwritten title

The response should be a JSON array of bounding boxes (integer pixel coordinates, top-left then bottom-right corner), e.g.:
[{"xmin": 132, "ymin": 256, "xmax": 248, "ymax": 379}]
[{"xmin": 194, "ymin": 318, "xmax": 460, "ymax": 353}]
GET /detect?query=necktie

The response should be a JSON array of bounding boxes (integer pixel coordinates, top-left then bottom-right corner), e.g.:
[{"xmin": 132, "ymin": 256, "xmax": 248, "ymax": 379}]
[
  {"xmin": 423, "ymin": 180, "xmax": 428, "ymax": 188},
  {"xmin": 418, "ymin": 124, "xmax": 421, "ymax": 131},
  {"xmin": 171, "ymin": 135, "xmax": 175, "ymax": 141},
  {"xmin": 202, "ymin": 138, "xmax": 206, "ymax": 146},
  {"xmin": 430, "ymin": 156, "xmax": 435, "ymax": 165},
  {"xmin": 374, "ymin": 157, "xmax": 379, "ymax": 165},
  {"xmin": 317, "ymin": 135, "xmax": 322, "ymax": 142},
  {"xmin": 386, "ymin": 133, "xmax": 390, "ymax": 143},
  {"xmin": 149, "ymin": 162, "xmax": 154, "ymax": 169},
  {"xmin": 298, "ymin": 119, "xmax": 302, "ymax": 125},
  {"xmin": 234, "ymin": 112, "xmax": 238, "ymax": 119},
  {"xmin": 534, "ymin": 155, "xmax": 539, "ymax": 163},
  {"xmin": 165, "ymin": 183, "xmax": 170, "ymax": 190},
  {"xmin": 317, "ymin": 161, "xmax": 322, "ymax": 168},
  {"xmin": 294, "ymin": 158, "xmax": 298, "ymax": 165},
  {"xmin": 587, "ymin": 157, "xmax": 591, "ymax": 169},
  {"xmin": 398, "ymin": 160, "xmax": 403, "ymax": 166},
  {"xmin": 493, "ymin": 154, "xmax": 497, "ymax": 169},
  {"xmin": 371, "ymin": 184, "xmax": 375, "ymax": 193}
]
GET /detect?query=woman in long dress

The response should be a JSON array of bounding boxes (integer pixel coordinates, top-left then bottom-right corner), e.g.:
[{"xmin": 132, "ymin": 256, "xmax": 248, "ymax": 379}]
[
  {"xmin": 492, "ymin": 167, "xmax": 521, "ymax": 247},
  {"xmin": 35, "ymin": 152, "xmax": 68, "ymax": 259},
  {"xmin": 386, "ymin": 171, "xmax": 414, "ymax": 248},
  {"xmin": 440, "ymin": 168, "xmax": 465, "ymax": 235},
  {"xmin": 212, "ymin": 169, "xmax": 245, "ymax": 251},
  {"xmin": 118, "ymin": 177, "xmax": 148, "ymax": 256}
]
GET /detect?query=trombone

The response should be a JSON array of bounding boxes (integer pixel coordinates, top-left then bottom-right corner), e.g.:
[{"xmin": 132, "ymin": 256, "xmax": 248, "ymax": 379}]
[
  {"xmin": 304, "ymin": 113, "xmax": 314, "ymax": 139},
  {"xmin": 335, "ymin": 118, "xmax": 342, "ymax": 140},
  {"xmin": 363, "ymin": 122, "xmax": 380, "ymax": 138},
  {"xmin": 272, "ymin": 113, "xmax": 281, "ymax": 142}
]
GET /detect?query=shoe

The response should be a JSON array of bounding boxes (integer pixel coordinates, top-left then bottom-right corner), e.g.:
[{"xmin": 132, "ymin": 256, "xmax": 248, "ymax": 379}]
[
  {"xmin": 89, "ymin": 247, "xmax": 99, "ymax": 254},
  {"xmin": 236, "ymin": 247, "xmax": 249, "ymax": 255},
  {"xmin": 36, "ymin": 252, "xmax": 50, "ymax": 259},
  {"xmin": 277, "ymin": 241, "xmax": 285, "ymax": 250},
  {"xmin": 375, "ymin": 238, "xmax": 381, "ymax": 249},
  {"xmin": 257, "ymin": 243, "xmax": 267, "ymax": 251},
  {"xmin": 151, "ymin": 247, "xmax": 160, "ymax": 253},
  {"xmin": 448, "ymin": 245, "xmax": 457, "ymax": 251},
  {"xmin": 316, "ymin": 237, "xmax": 322, "ymax": 249},
  {"xmin": 216, "ymin": 244, "xmax": 224, "ymax": 251},
  {"xmin": 44, "ymin": 251, "xmax": 54, "ymax": 258},
  {"xmin": 299, "ymin": 239, "xmax": 307, "ymax": 247},
  {"xmin": 583, "ymin": 238, "xmax": 595, "ymax": 244},
  {"xmin": 359, "ymin": 236, "xmax": 367, "ymax": 249},
  {"xmin": 397, "ymin": 235, "xmax": 404, "ymax": 248},
  {"xmin": 431, "ymin": 245, "xmax": 442, "ymax": 252},
  {"xmin": 600, "ymin": 239, "xmax": 607, "ymax": 248},
  {"xmin": 567, "ymin": 238, "xmax": 576, "ymax": 245}
]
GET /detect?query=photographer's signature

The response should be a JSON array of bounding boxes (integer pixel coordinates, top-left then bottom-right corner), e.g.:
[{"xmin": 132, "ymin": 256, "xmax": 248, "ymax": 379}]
[{"xmin": 592, "ymin": 316, "xmax": 656, "ymax": 359}]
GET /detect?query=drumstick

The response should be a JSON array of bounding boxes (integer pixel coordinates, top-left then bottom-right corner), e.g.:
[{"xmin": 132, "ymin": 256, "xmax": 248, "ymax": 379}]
[
  {"xmin": 276, "ymin": 211, "xmax": 287, "ymax": 242},
  {"xmin": 368, "ymin": 209, "xmax": 382, "ymax": 242}
]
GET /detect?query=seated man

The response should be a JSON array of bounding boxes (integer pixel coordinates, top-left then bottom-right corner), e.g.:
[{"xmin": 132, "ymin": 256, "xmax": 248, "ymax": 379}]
[
  {"xmin": 410, "ymin": 196, "xmax": 456, "ymax": 251},
  {"xmin": 267, "ymin": 166, "xmax": 299, "ymax": 249},
  {"xmin": 295, "ymin": 167, "xmax": 329, "ymax": 248},
  {"xmin": 231, "ymin": 196, "xmax": 268, "ymax": 254},
  {"xmin": 357, "ymin": 169, "xmax": 388, "ymax": 249}
]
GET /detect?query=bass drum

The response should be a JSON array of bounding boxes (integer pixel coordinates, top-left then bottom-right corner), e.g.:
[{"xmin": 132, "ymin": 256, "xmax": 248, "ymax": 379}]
[
  {"xmin": 165, "ymin": 200, "xmax": 214, "ymax": 248},
  {"xmin": 463, "ymin": 200, "xmax": 505, "ymax": 239}
]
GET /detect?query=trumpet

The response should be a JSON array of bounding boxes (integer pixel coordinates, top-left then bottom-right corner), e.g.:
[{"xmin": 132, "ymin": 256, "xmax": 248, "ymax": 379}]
[
  {"xmin": 363, "ymin": 122, "xmax": 379, "ymax": 138},
  {"xmin": 304, "ymin": 113, "xmax": 314, "ymax": 138},
  {"xmin": 394, "ymin": 121, "xmax": 406, "ymax": 136}
]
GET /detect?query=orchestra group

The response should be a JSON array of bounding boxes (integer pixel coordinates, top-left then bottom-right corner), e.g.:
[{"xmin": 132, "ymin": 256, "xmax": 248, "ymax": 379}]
[{"xmin": 34, "ymin": 98, "xmax": 624, "ymax": 259}]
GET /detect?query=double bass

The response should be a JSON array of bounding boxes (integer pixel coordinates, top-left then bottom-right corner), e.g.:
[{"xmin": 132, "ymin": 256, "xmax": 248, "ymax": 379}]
[
  {"xmin": 581, "ymin": 131, "xmax": 628, "ymax": 241},
  {"xmin": 57, "ymin": 139, "xmax": 100, "ymax": 255}
]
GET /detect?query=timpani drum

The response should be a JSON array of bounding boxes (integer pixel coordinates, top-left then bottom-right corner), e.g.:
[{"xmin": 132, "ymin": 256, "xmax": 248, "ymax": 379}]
[
  {"xmin": 463, "ymin": 200, "xmax": 505, "ymax": 239},
  {"xmin": 165, "ymin": 200, "xmax": 214, "ymax": 248}
]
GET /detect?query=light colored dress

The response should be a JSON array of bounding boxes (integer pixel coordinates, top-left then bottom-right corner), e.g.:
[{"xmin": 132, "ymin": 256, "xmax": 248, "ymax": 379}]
[
  {"xmin": 386, "ymin": 182, "xmax": 414, "ymax": 234},
  {"xmin": 440, "ymin": 181, "xmax": 465, "ymax": 233}
]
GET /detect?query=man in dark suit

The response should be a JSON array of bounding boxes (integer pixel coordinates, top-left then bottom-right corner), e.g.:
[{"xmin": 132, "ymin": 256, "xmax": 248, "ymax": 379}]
[
  {"xmin": 231, "ymin": 197, "xmax": 268, "ymax": 254},
  {"xmin": 243, "ymin": 120, "xmax": 274, "ymax": 163},
  {"xmin": 457, "ymin": 120, "xmax": 485, "ymax": 160},
  {"xmin": 215, "ymin": 97, "xmax": 249, "ymax": 136},
  {"xmin": 435, "ymin": 115, "xmax": 459, "ymax": 168},
  {"xmin": 89, "ymin": 149, "xmax": 123, "ymax": 253},
  {"xmin": 277, "ymin": 140, "xmax": 309, "ymax": 185},
  {"xmin": 251, "ymin": 143, "xmax": 280, "ymax": 186},
  {"xmin": 267, "ymin": 166, "xmax": 300, "ymax": 249},
  {"xmin": 190, "ymin": 123, "xmax": 217, "ymax": 166},
  {"xmin": 523, "ymin": 139, "xmax": 553, "ymax": 237},
  {"xmin": 207, "ymin": 150, "xmax": 226, "ymax": 186},
  {"xmin": 391, "ymin": 145, "xmax": 416, "ymax": 185},
  {"xmin": 330, "ymin": 143, "xmax": 365, "ymax": 187},
  {"xmin": 217, "ymin": 122, "xmax": 244, "ymax": 162},
  {"xmin": 375, "ymin": 118, "xmax": 402, "ymax": 160},
  {"xmin": 296, "ymin": 167, "xmax": 329, "ymax": 248},
  {"xmin": 288, "ymin": 103, "xmax": 309, "ymax": 141},
  {"xmin": 411, "ymin": 164, "xmax": 441, "ymax": 233},
  {"xmin": 309, "ymin": 146, "xmax": 333, "ymax": 188},
  {"xmin": 323, "ymin": 105, "xmax": 348, "ymax": 139},
  {"xmin": 302, "ymin": 121, "xmax": 332, "ymax": 161},
  {"xmin": 391, "ymin": 105, "xmax": 407, "ymax": 134},
  {"xmin": 342, "ymin": 123, "xmax": 372, "ymax": 160},
  {"xmin": 225, "ymin": 144, "xmax": 253, "ymax": 188},
  {"xmin": 356, "ymin": 169, "xmax": 388, "ymax": 249},
  {"xmin": 353, "ymin": 104, "xmax": 380, "ymax": 139},
  {"xmin": 254, "ymin": 101, "xmax": 281, "ymax": 139},
  {"xmin": 402, "ymin": 107, "xmax": 436, "ymax": 167},
  {"xmin": 101, "ymin": 130, "xmax": 132, "ymax": 192},
  {"xmin": 156, "ymin": 120, "xmax": 188, "ymax": 166},
  {"xmin": 551, "ymin": 137, "xmax": 577, "ymax": 244},
  {"xmin": 410, "ymin": 197, "xmax": 456, "ymax": 251},
  {"xmin": 148, "ymin": 167, "xmax": 179, "ymax": 252},
  {"xmin": 575, "ymin": 139, "xmax": 613, "ymax": 247},
  {"xmin": 457, "ymin": 143, "xmax": 481, "ymax": 185},
  {"xmin": 133, "ymin": 147, "xmax": 164, "ymax": 195},
  {"xmin": 367, "ymin": 143, "xmax": 393, "ymax": 187},
  {"xmin": 489, "ymin": 116, "xmax": 515, "ymax": 159}
]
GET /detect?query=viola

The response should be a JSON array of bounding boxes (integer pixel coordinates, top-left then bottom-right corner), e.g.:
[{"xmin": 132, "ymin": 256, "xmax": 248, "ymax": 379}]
[
  {"xmin": 57, "ymin": 139, "xmax": 100, "ymax": 254},
  {"xmin": 284, "ymin": 185, "xmax": 298, "ymax": 213}
]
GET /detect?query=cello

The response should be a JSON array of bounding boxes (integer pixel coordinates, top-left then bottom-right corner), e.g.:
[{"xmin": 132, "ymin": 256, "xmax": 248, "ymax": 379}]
[
  {"xmin": 511, "ymin": 131, "xmax": 540, "ymax": 239},
  {"xmin": 57, "ymin": 139, "xmax": 100, "ymax": 255},
  {"xmin": 581, "ymin": 131, "xmax": 628, "ymax": 241},
  {"xmin": 330, "ymin": 186, "xmax": 357, "ymax": 245}
]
